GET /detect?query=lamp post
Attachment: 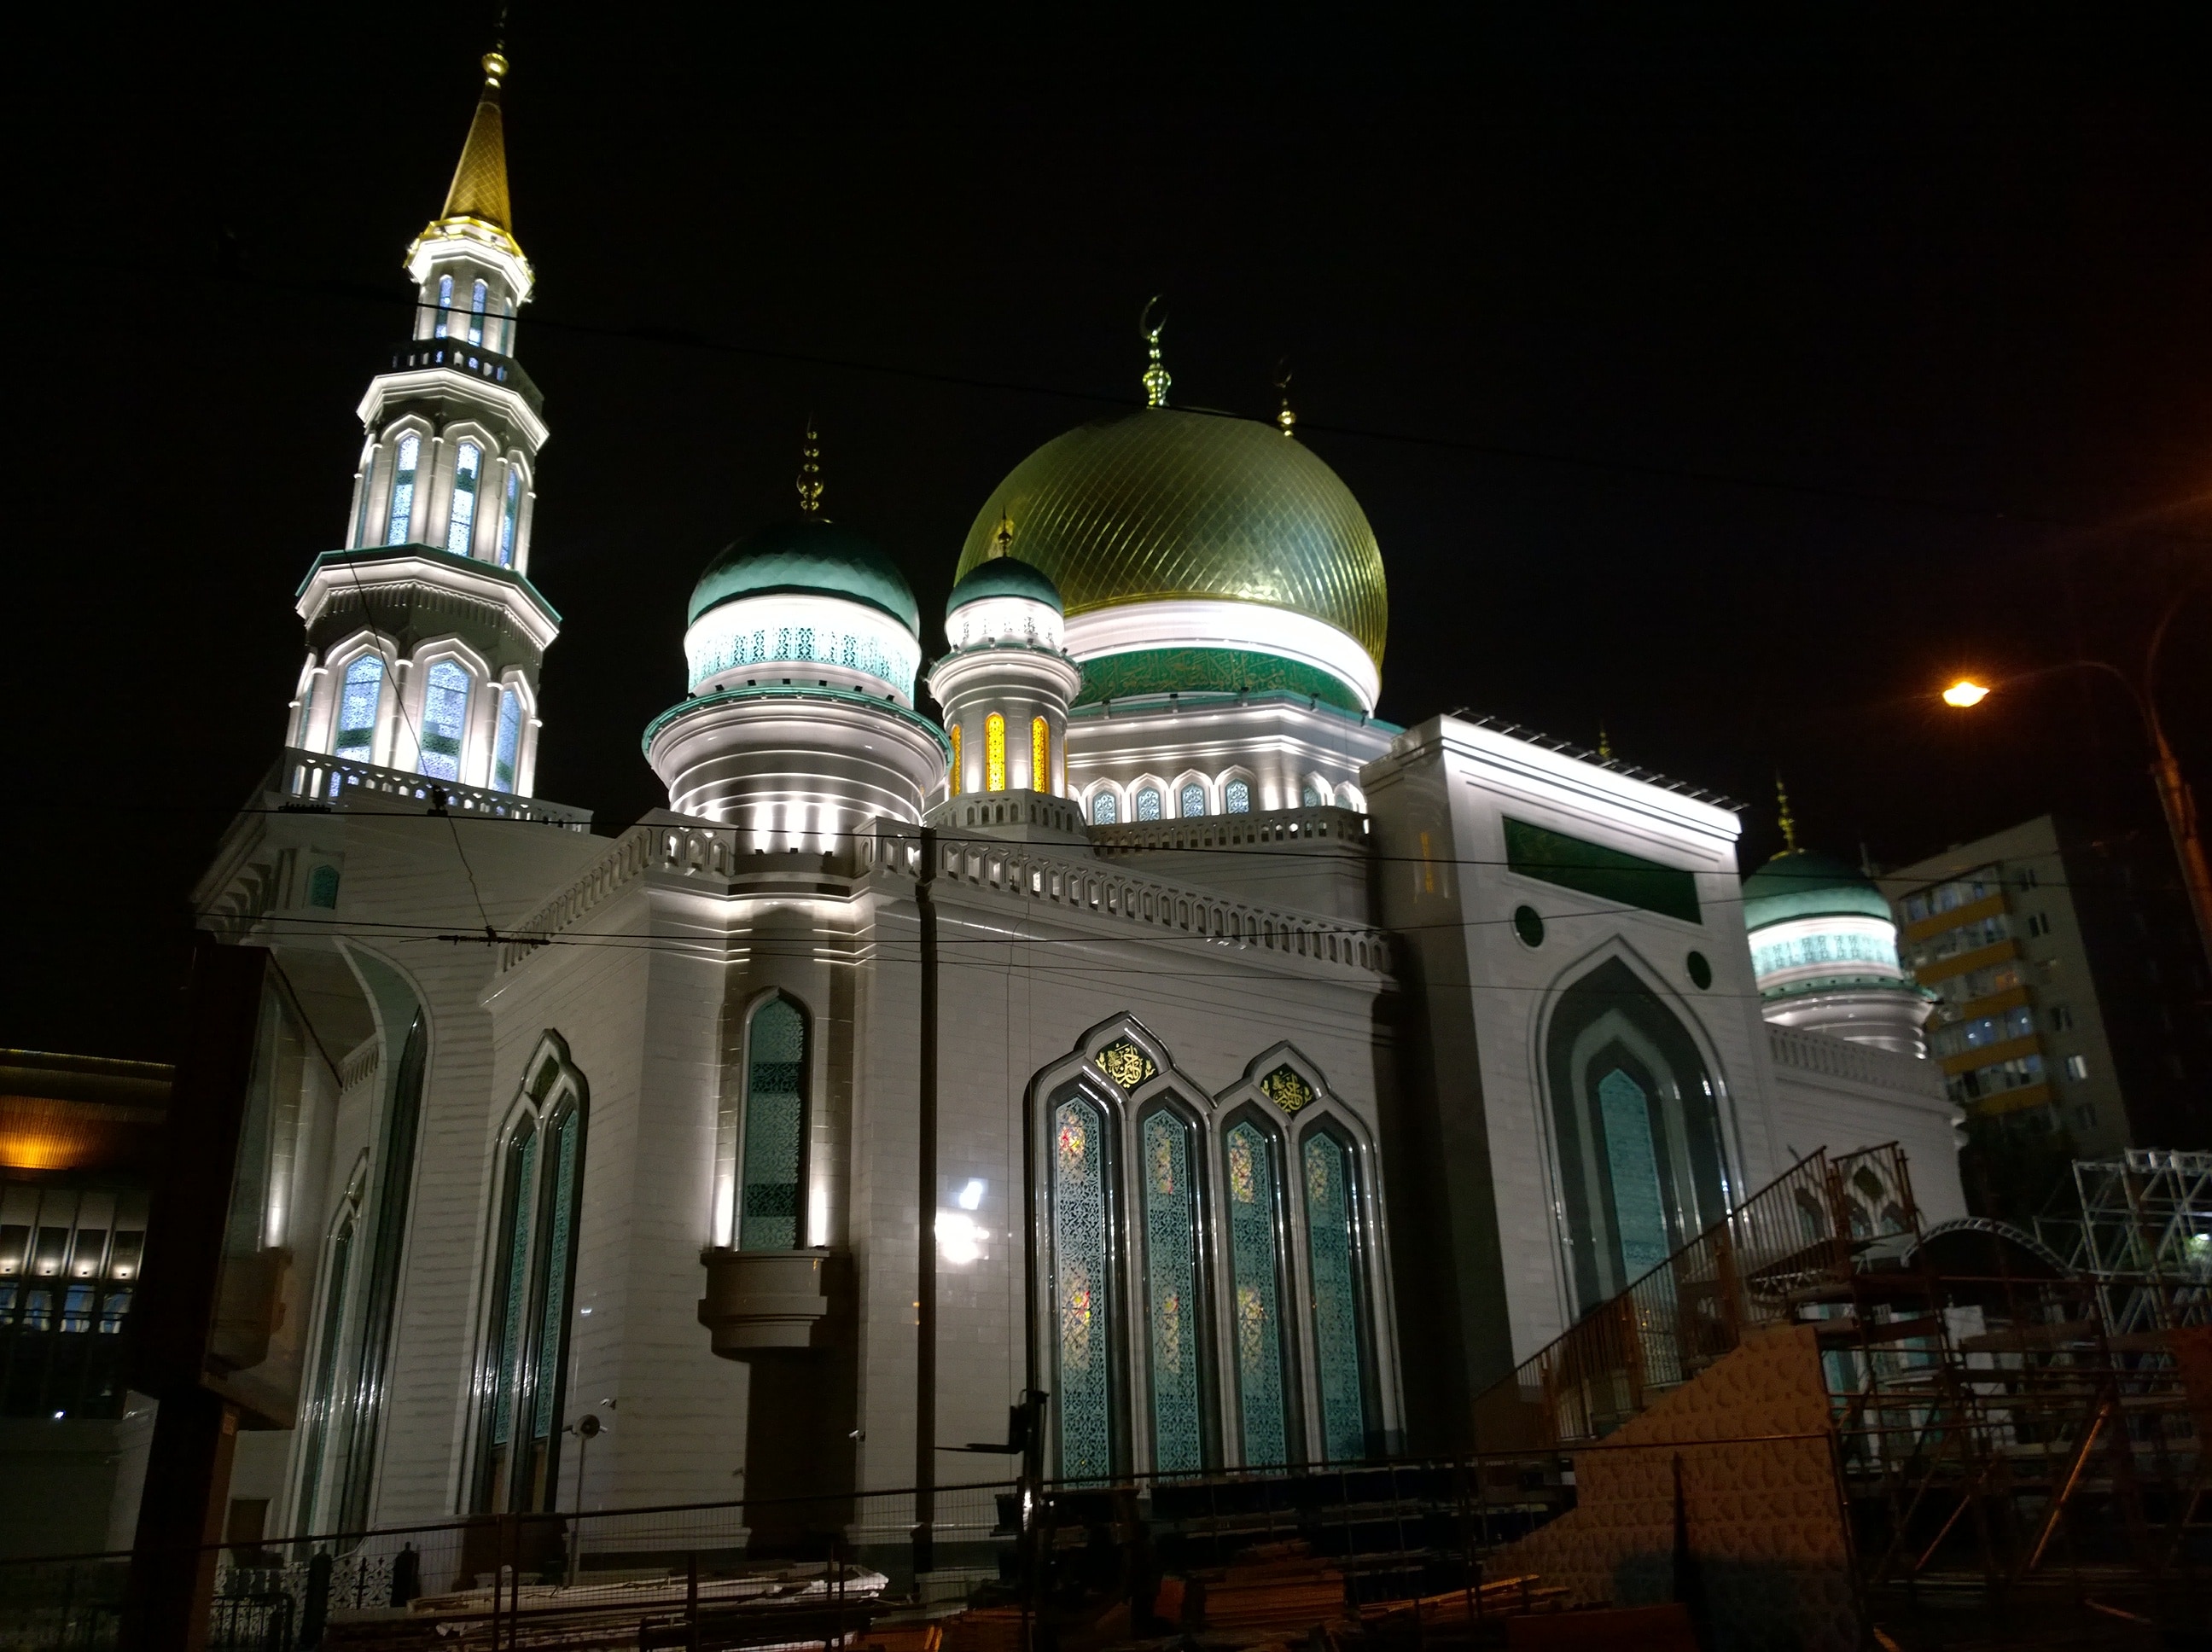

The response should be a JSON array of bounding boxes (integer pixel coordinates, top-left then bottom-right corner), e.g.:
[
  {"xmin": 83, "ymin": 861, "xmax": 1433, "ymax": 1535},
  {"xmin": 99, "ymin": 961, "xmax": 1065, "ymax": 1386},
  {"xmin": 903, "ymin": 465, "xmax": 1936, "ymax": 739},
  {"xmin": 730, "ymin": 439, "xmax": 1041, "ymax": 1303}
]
[{"xmin": 1941, "ymin": 588, "xmax": 2212, "ymax": 973}]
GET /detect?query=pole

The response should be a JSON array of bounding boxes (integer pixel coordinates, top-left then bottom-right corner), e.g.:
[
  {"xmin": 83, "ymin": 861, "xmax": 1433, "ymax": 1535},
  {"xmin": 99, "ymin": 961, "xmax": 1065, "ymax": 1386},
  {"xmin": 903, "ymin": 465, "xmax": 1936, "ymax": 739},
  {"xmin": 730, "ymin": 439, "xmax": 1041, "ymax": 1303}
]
[
  {"xmin": 914, "ymin": 825, "xmax": 940, "ymax": 1581},
  {"xmin": 2147, "ymin": 721, "xmax": 2212, "ymax": 974}
]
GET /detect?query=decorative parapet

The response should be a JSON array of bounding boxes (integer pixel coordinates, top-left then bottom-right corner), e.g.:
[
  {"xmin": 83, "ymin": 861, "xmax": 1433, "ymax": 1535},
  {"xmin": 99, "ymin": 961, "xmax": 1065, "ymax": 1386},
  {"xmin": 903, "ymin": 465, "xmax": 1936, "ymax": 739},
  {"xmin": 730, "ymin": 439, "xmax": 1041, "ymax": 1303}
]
[
  {"xmin": 498, "ymin": 818, "xmax": 755, "ymax": 969},
  {"xmin": 1767, "ymin": 1024, "xmax": 1944, "ymax": 1100},
  {"xmin": 1091, "ymin": 804, "xmax": 1371, "ymax": 857},
  {"xmin": 270, "ymin": 747, "xmax": 591, "ymax": 830}
]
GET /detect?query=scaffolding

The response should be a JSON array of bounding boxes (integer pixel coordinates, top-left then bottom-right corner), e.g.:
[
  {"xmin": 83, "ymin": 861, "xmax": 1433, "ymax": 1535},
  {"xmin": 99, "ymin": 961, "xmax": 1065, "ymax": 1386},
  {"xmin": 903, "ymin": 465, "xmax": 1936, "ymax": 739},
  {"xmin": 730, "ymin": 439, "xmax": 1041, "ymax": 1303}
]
[{"xmin": 2038, "ymin": 1149, "xmax": 2212, "ymax": 1335}]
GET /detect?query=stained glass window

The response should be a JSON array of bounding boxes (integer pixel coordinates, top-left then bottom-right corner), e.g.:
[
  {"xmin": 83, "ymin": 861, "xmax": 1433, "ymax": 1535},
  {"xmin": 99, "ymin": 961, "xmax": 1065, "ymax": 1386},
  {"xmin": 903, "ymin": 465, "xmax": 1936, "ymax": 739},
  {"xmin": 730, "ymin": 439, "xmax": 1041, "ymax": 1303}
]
[
  {"xmin": 1225, "ymin": 779, "xmax": 1251, "ymax": 814},
  {"xmin": 1142, "ymin": 1110, "xmax": 1204, "ymax": 1474},
  {"xmin": 493, "ymin": 689, "xmax": 522, "ymax": 791},
  {"xmin": 1092, "ymin": 792, "xmax": 1118, "ymax": 825},
  {"xmin": 386, "ymin": 433, "xmax": 420, "ymax": 544},
  {"xmin": 1136, "ymin": 787, "xmax": 1162, "ymax": 821},
  {"xmin": 532, "ymin": 1108, "xmax": 580, "ymax": 1442},
  {"xmin": 489, "ymin": 1125, "xmax": 537, "ymax": 1454},
  {"xmin": 1225, "ymin": 1121, "xmax": 1288, "ymax": 1467},
  {"xmin": 1180, "ymin": 782, "xmax": 1206, "ymax": 818},
  {"xmin": 740, "ymin": 998, "xmax": 805, "ymax": 1249},
  {"xmin": 497, "ymin": 466, "xmax": 521, "ymax": 567},
  {"xmin": 1303, "ymin": 1134, "xmax": 1367, "ymax": 1462},
  {"xmin": 1052, "ymin": 1091, "xmax": 1114, "ymax": 1480},
  {"xmin": 469, "ymin": 278, "xmax": 487, "ymax": 346},
  {"xmin": 435, "ymin": 274, "xmax": 451, "ymax": 336},
  {"xmin": 987, "ymin": 713, "xmax": 1008, "ymax": 793},
  {"xmin": 1598, "ymin": 1067, "xmax": 1669, "ymax": 1281},
  {"xmin": 1033, "ymin": 717, "xmax": 1051, "ymax": 793},
  {"xmin": 336, "ymin": 655, "xmax": 384, "ymax": 755},
  {"xmin": 419, "ymin": 660, "xmax": 470, "ymax": 782},
  {"xmin": 1301, "ymin": 782, "xmax": 1323, "ymax": 809},
  {"xmin": 949, "ymin": 724, "xmax": 963, "ymax": 796},
  {"xmin": 446, "ymin": 442, "xmax": 481, "ymax": 556}
]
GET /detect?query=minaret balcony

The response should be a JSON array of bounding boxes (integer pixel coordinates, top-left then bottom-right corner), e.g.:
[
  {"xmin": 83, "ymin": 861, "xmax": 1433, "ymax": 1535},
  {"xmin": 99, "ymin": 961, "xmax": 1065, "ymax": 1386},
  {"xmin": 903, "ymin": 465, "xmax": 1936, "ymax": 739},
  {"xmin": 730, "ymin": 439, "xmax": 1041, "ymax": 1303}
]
[
  {"xmin": 270, "ymin": 746, "xmax": 591, "ymax": 830},
  {"xmin": 382, "ymin": 338, "xmax": 543, "ymax": 415}
]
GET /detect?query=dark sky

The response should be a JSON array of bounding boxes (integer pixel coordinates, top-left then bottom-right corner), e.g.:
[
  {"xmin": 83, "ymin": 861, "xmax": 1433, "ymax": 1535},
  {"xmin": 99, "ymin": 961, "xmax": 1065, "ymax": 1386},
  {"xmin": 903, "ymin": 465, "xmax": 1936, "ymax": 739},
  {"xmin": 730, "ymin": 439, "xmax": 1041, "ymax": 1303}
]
[{"xmin": 9, "ymin": 9, "xmax": 2209, "ymax": 1062}]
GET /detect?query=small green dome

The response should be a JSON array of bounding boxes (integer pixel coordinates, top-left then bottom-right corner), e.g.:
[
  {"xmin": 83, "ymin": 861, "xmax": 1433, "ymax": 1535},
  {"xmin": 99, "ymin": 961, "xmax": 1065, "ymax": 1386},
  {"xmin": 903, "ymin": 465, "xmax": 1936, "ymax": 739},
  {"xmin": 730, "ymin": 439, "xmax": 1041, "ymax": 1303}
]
[
  {"xmin": 689, "ymin": 518, "xmax": 919, "ymax": 634},
  {"xmin": 1743, "ymin": 849, "xmax": 1893, "ymax": 931},
  {"xmin": 946, "ymin": 555, "xmax": 1062, "ymax": 619}
]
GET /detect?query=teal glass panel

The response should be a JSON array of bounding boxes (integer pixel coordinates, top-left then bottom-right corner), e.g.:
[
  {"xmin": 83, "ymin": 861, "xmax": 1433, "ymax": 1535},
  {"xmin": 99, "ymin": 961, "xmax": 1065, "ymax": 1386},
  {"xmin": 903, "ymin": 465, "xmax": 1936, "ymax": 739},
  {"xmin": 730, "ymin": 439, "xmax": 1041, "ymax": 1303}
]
[
  {"xmin": 532, "ymin": 1110, "xmax": 579, "ymax": 1440},
  {"xmin": 1053, "ymin": 1092, "xmax": 1113, "ymax": 1480},
  {"xmin": 1142, "ymin": 1111, "xmax": 1203, "ymax": 1475},
  {"xmin": 445, "ymin": 442, "xmax": 481, "ymax": 556},
  {"xmin": 1225, "ymin": 780, "xmax": 1251, "ymax": 814},
  {"xmin": 1503, "ymin": 816, "xmax": 1701, "ymax": 925},
  {"xmin": 1179, "ymin": 782, "xmax": 1206, "ymax": 818},
  {"xmin": 739, "ymin": 1000, "xmax": 804, "ymax": 1248},
  {"xmin": 1225, "ymin": 1121, "xmax": 1287, "ymax": 1467},
  {"xmin": 386, "ymin": 433, "xmax": 419, "ymax": 544},
  {"xmin": 420, "ymin": 660, "xmax": 470, "ymax": 781},
  {"xmin": 337, "ymin": 655, "xmax": 383, "ymax": 753},
  {"xmin": 497, "ymin": 468, "xmax": 521, "ymax": 566},
  {"xmin": 1136, "ymin": 788, "xmax": 1161, "ymax": 821},
  {"xmin": 1092, "ymin": 793, "xmax": 1119, "ymax": 825},
  {"xmin": 1303, "ymin": 1134, "xmax": 1366, "ymax": 1462},
  {"xmin": 1598, "ymin": 1067, "xmax": 1669, "ymax": 1280},
  {"xmin": 491, "ymin": 1126, "xmax": 537, "ymax": 1447}
]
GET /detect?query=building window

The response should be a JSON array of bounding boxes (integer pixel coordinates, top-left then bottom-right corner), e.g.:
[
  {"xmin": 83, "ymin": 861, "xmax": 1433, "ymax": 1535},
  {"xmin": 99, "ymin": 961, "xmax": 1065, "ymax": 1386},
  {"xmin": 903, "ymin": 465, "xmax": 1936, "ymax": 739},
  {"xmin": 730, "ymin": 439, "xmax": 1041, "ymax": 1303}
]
[
  {"xmin": 1051, "ymin": 1088, "xmax": 1115, "ymax": 1480},
  {"xmin": 1033, "ymin": 717, "xmax": 1051, "ymax": 793},
  {"xmin": 497, "ymin": 467, "xmax": 521, "ymax": 566},
  {"xmin": 1302, "ymin": 1131, "xmax": 1368, "ymax": 1463},
  {"xmin": 1596, "ymin": 1068, "xmax": 1670, "ymax": 1281},
  {"xmin": 1136, "ymin": 787, "xmax": 1162, "ymax": 822},
  {"xmin": 419, "ymin": 661, "xmax": 471, "ymax": 782},
  {"xmin": 2064, "ymin": 1054, "xmax": 2089, "ymax": 1081},
  {"xmin": 473, "ymin": 1054, "xmax": 586, "ymax": 1515},
  {"xmin": 738, "ymin": 998, "xmax": 806, "ymax": 1249},
  {"xmin": 435, "ymin": 274, "xmax": 452, "ymax": 337},
  {"xmin": 469, "ymin": 279, "xmax": 487, "ymax": 346},
  {"xmin": 949, "ymin": 724, "xmax": 963, "ymax": 797},
  {"xmin": 493, "ymin": 689, "xmax": 523, "ymax": 791},
  {"xmin": 336, "ymin": 655, "xmax": 385, "ymax": 756},
  {"xmin": 2049, "ymin": 1003, "xmax": 2075, "ymax": 1032},
  {"xmin": 1179, "ymin": 782, "xmax": 1206, "ymax": 819},
  {"xmin": 1301, "ymin": 782, "xmax": 1323, "ymax": 809},
  {"xmin": 1091, "ymin": 791, "xmax": 1118, "ymax": 826},
  {"xmin": 446, "ymin": 442, "xmax": 482, "ymax": 556},
  {"xmin": 1140, "ymin": 1107, "xmax": 1205, "ymax": 1475},
  {"xmin": 307, "ymin": 864, "xmax": 341, "ymax": 909},
  {"xmin": 1225, "ymin": 779, "xmax": 1251, "ymax": 814},
  {"xmin": 1225, "ymin": 1120, "xmax": 1289, "ymax": 1467},
  {"xmin": 292, "ymin": 1200, "xmax": 355, "ymax": 1533},
  {"xmin": 385, "ymin": 433, "xmax": 420, "ymax": 544},
  {"xmin": 987, "ymin": 713, "xmax": 1008, "ymax": 793}
]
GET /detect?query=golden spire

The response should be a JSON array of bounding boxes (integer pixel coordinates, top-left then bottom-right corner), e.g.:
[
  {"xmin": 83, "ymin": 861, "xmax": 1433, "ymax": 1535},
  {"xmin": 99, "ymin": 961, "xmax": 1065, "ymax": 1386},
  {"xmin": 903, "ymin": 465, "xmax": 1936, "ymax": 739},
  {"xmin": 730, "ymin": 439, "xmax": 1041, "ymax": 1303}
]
[
  {"xmin": 434, "ymin": 51, "xmax": 517, "ymax": 240},
  {"xmin": 1776, "ymin": 774, "xmax": 1799, "ymax": 854},
  {"xmin": 795, "ymin": 422, "xmax": 823, "ymax": 515},
  {"xmin": 1274, "ymin": 358, "xmax": 1296, "ymax": 437},
  {"xmin": 1597, "ymin": 723, "xmax": 1613, "ymax": 760},
  {"xmin": 1139, "ymin": 296, "xmax": 1171, "ymax": 408},
  {"xmin": 990, "ymin": 510, "xmax": 1016, "ymax": 559}
]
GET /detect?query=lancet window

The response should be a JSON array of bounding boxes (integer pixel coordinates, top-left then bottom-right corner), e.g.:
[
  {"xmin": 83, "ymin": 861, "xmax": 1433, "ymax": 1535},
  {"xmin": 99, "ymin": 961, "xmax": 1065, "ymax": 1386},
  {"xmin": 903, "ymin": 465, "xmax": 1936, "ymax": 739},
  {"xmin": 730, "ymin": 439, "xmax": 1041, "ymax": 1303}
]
[
  {"xmin": 1051, "ymin": 1086, "xmax": 1115, "ymax": 1480},
  {"xmin": 446, "ymin": 442, "xmax": 481, "ymax": 556},
  {"xmin": 1139, "ymin": 1105, "xmax": 1206, "ymax": 1475},
  {"xmin": 1032, "ymin": 717, "xmax": 1051, "ymax": 793},
  {"xmin": 1225, "ymin": 779, "xmax": 1252, "ymax": 814},
  {"xmin": 493, "ymin": 689, "xmax": 522, "ymax": 792},
  {"xmin": 434, "ymin": 275, "xmax": 452, "ymax": 337},
  {"xmin": 1225, "ymin": 1118, "xmax": 1289, "ymax": 1467},
  {"xmin": 1136, "ymin": 787, "xmax": 1162, "ymax": 822},
  {"xmin": 385, "ymin": 433, "xmax": 420, "ymax": 544},
  {"xmin": 1091, "ymin": 791, "xmax": 1118, "ymax": 825},
  {"xmin": 1179, "ymin": 782, "xmax": 1206, "ymax": 818},
  {"xmin": 472, "ymin": 1039, "xmax": 588, "ymax": 1515},
  {"xmin": 736, "ymin": 998, "xmax": 806, "ymax": 1249},
  {"xmin": 497, "ymin": 467, "xmax": 521, "ymax": 567},
  {"xmin": 469, "ymin": 279, "xmax": 487, "ymax": 346},
  {"xmin": 1301, "ymin": 1129, "xmax": 1370, "ymax": 1462},
  {"xmin": 291, "ymin": 1183, "xmax": 358, "ymax": 1535},
  {"xmin": 986, "ymin": 713, "xmax": 1008, "ymax": 793},
  {"xmin": 419, "ymin": 661, "xmax": 471, "ymax": 782},
  {"xmin": 1301, "ymin": 782, "xmax": 1323, "ymax": 809},
  {"xmin": 949, "ymin": 724, "xmax": 963, "ymax": 796},
  {"xmin": 335, "ymin": 655, "xmax": 385, "ymax": 757}
]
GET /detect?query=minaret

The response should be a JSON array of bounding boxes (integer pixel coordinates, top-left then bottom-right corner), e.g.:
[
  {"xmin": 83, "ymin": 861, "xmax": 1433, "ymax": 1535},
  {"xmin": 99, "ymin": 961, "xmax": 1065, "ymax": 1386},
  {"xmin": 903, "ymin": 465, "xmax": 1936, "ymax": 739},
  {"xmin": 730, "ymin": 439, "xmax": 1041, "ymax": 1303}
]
[
  {"xmin": 285, "ymin": 49, "xmax": 559, "ymax": 798},
  {"xmin": 927, "ymin": 521, "xmax": 1080, "ymax": 804}
]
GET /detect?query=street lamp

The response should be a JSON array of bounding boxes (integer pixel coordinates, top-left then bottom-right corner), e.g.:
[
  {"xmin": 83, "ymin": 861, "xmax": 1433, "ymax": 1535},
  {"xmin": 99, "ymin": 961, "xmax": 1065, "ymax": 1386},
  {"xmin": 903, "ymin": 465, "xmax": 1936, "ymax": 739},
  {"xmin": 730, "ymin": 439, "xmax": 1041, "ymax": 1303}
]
[{"xmin": 1941, "ymin": 589, "xmax": 2212, "ymax": 972}]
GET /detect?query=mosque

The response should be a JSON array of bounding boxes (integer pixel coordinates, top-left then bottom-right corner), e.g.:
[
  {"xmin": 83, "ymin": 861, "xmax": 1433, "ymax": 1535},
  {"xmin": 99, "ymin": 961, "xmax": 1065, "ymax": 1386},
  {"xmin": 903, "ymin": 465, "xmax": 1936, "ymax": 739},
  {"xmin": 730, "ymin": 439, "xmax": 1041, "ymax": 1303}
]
[{"xmin": 189, "ymin": 52, "xmax": 1963, "ymax": 1549}]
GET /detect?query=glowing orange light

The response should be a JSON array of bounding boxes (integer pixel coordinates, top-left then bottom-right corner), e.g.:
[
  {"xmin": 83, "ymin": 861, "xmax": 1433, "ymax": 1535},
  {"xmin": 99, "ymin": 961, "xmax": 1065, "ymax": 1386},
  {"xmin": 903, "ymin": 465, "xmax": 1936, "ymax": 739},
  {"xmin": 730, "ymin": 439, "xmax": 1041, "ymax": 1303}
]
[{"xmin": 1942, "ymin": 679, "xmax": 1991, "ymax": 708}]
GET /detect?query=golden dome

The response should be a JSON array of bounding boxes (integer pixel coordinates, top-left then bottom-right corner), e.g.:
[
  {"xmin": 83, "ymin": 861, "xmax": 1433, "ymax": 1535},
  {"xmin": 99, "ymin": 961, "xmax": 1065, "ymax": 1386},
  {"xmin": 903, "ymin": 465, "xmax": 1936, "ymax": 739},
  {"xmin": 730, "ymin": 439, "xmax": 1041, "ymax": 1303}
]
[{"xmin": 955, "ymin": 409, "xmax": 1388, "ymax": 666}]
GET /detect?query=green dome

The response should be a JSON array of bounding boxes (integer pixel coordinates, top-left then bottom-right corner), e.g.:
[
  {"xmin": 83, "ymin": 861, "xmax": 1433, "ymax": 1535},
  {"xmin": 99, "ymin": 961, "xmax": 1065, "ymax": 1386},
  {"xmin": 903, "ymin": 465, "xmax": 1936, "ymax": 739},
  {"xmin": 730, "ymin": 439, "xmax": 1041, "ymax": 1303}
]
[
  {"xmin": 689, "ymin": 518, "xmax": 919, "ymax": 634},
  {"xmin": 1743, "ymin": 849, "xmax": 1894, "ymax": 931},
  {"xmin": 954, "ymin": 408, "xmax": 1387, "ymax": 665},
  {"xmin": 946, "ymin": 555, "xmax": 1063, "ymax": 619}
]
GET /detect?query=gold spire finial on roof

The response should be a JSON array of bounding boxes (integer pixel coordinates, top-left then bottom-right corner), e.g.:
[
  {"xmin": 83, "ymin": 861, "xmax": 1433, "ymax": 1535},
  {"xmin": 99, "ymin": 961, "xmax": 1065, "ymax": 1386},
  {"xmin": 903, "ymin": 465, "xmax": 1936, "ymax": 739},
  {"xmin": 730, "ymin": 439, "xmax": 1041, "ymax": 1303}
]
[
  {"xmin": 991, "ymin": 510, "xmax": 1016, "ymax": 558},
  {"xmin": 795, "ymin": 422, "xmax": 824, "ymax": 515},
  {"xmin": 1273, "ymin": 357, "xmax": 1296, "ymax": 438},
  {"xmin": 1776, "ymin": 774, "xmax": 1799, "ymax": 854},
  {"xmin": 431, "ymin": 49, "xmax": 516, "ymax": 239},
  {"xmin": 1598, "ymin": 722, "xmax": 1613, "ymax": 760},
  {"xmin": 1139, "ymin": 296, "xmax": 1171, "ymax": 408}
]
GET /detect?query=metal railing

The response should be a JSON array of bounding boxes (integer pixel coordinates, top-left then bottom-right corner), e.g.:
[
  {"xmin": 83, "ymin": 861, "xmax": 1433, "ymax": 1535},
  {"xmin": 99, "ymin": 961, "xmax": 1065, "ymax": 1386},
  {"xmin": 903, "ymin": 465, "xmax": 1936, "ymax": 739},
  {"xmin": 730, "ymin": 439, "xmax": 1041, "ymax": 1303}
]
[
  {"xmin": 271, "ymin": 748, "xmax": 592, "ymax": 830},
  {"xmin": 384, "ymin": 340, "xmax": 543, "ymax": 414}
]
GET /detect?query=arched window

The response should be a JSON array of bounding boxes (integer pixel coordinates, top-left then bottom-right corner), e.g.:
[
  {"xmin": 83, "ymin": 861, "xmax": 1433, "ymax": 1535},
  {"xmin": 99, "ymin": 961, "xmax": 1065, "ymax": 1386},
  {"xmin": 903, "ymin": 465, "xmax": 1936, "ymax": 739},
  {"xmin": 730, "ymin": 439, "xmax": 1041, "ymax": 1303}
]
[
  {"xmin": 1301, "ymin": 782, "xmax": 1324, "ymax": 809},
  {"xmin": 949, "ymin": 724, "xmax": 963, "ymax": 797},
  {"xmin": 1051, "ymin": 1087, "xmax": 1115, "ymax": 1480},
  {"xmin": 446, "ymin": 442, "xmax": 482, "ymax": 556},
  {"xmin": 1302, "ymin": 1130, "xmax": 1371, "ymax": 1462},
  {"xmin": 493, "ymin": 688, "xmax": 523, "ymax": 792},
  {"xmin": 469, "ymin": 279, "xmax": 487, "ymax": 346},
  {"xmin": 335, "ymin": 655, "xmax": 385, "ymax": 756},
  {"xmin": 738, "ymin": 998, "xmax": 806, "ymax": 1248},
  {"xmin": 1136, "ymin": 786, "xmax": 1162, "ymax": 822},
  {"xmin": 419, "ymin": 660, "xmax": 471, "ymax": 782},
  {"xmin": 1179, "ymin": 782, "xmax": 1206, "ymax": 819},
  {"xmin": 1225, "ymin": 778, "xmax": 1252, "ymax": 814},
  {"xmin": 496, "ymin": 466, "xmax": 521, "ymax": 567},
  {"xmin": 1225, "ymin": 1119, "xmax": 1290, "ymax": 1466},
  {"xmin": 474, "ymin": 1048, "xmax": 587, "ymax": 1515},
  {"xmin": 434, "ymin": 274, "xmax": 452, "ymax": 337},
  {"xmin": 385, "ymin": 433, "xmax": 420, "ymax": 544},
  {"xmin": 1140, "ymin": 1106, "xmax": 1205, "ymax": 1474},
  {"xmin": 1091, "ymin": 791, "xmax": 1119, "ymax": 825},
  {"xmin": 1032, "ymin": 717, "xmax": 1051, "ymax": 793},
  {"xmin": 291, "ymin": 1184, "xmax": 358, "ymax": 1535},
  {"xmin": 986, "ymin": 713, "xmax": 1008, "ymax": 793}
]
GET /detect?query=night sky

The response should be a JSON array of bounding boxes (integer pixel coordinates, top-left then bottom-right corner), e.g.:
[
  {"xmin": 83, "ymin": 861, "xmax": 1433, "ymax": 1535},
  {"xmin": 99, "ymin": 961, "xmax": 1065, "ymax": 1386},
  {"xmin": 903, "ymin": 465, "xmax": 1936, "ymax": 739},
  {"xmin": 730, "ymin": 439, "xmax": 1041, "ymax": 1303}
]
[{"xmin": 9, "ymin": 9, "xmax": 2209, "ymax": 1062}]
